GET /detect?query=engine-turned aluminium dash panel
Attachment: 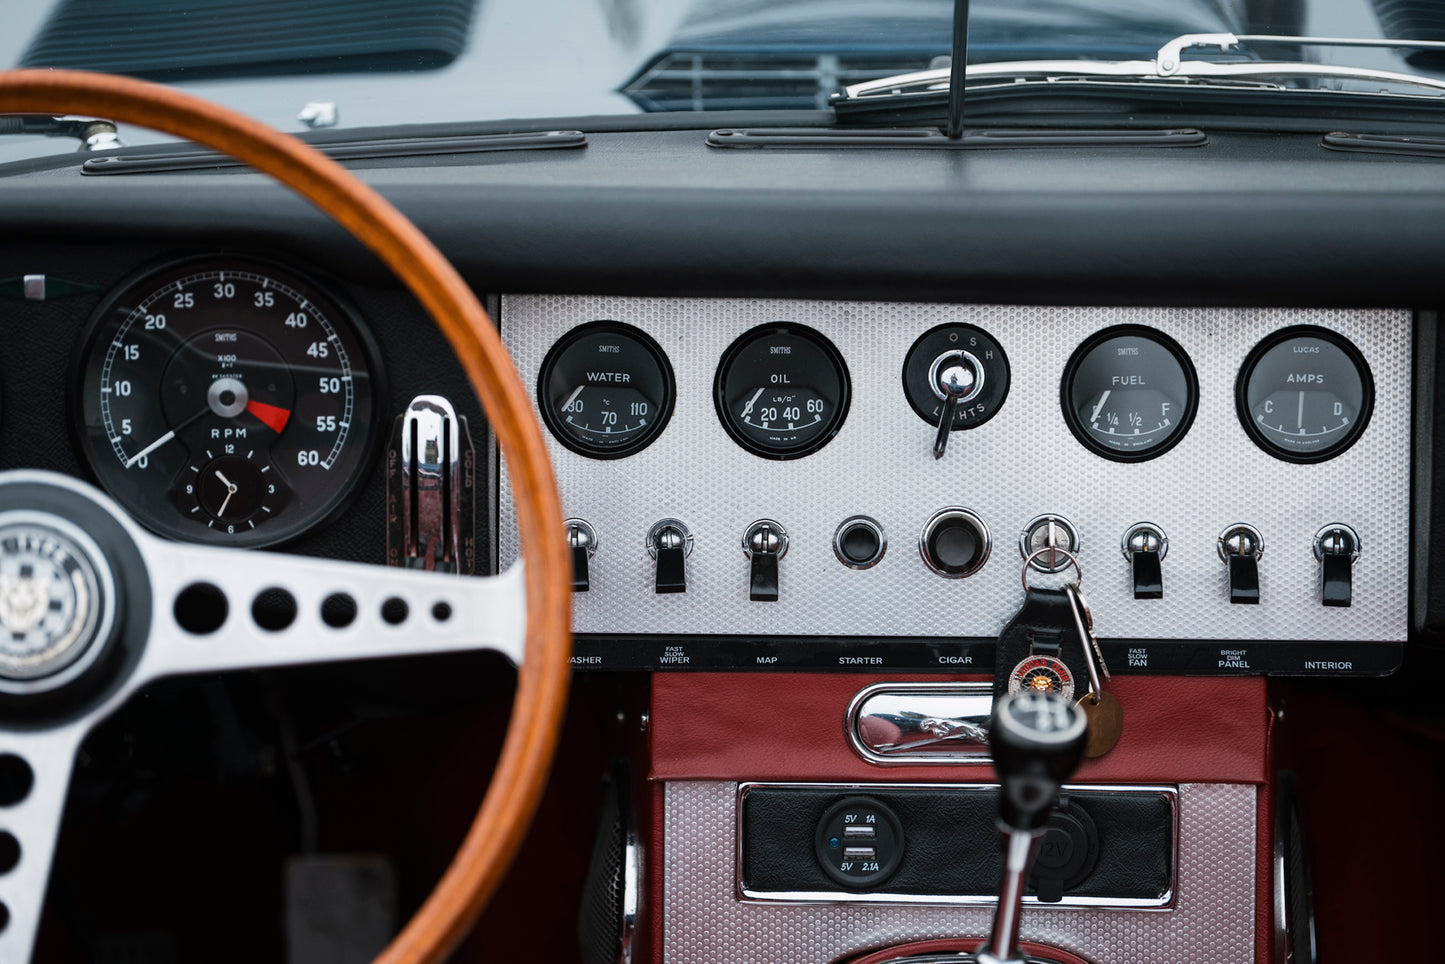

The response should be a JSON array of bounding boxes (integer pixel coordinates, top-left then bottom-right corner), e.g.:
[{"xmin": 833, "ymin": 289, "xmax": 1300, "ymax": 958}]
[{"xmin": 498, "ymin": 298, "xmax": 1411, "ymax": 674}]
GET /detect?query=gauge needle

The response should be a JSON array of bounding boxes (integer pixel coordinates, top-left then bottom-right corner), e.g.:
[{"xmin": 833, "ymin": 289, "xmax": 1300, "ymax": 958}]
[
  {"xmin": 125, "ymin": 429, "xmax": 175, "ymax": 468},
  {"xmin": 215, "ymin": 470, "xmax": 238, "ymax": 518},
  {"xmin": 1090, "ymin": 390, "xmax": 1111, "ymax": 424},
  {"xmin": 560, "ymin": 385, "xmax": 585, "ymax": 413},
  {"xmin": 1297, "ymin": 391, "xmax": 1304, "ymax": 431},
  {"xmin": 740, "ymin": 388, "xmax": 764, "ymax": 419},
  {"xmin": 246, "ymin": 399, "xmax": 291, "ymax": 433}
]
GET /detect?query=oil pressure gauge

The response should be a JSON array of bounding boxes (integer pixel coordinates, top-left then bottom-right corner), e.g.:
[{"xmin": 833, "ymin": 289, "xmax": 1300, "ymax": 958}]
[
  {"xmin": 714, "ymin": 323, "xmax": 850, "ymax": 459},
  {"xmin": 1061, "ymin": 326, "xmax": 1199, "ymax": 462},
  {"xmin": 1236, "ymin": 326, "xmax": 1373, "ymax": 463},
  {"xmin": 537, "ymin": 321, "xmax": 676, "ymax": 459}
]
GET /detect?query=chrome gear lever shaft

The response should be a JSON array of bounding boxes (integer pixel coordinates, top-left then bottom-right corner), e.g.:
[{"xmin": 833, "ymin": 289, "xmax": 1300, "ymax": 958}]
[{"xmin": 977, "ymin": 692, "xmax": 1088, "ymax": 964}]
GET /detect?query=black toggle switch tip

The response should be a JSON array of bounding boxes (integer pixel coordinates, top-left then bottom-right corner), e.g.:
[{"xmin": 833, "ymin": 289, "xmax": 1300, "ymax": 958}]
[{"xmin": 1131, "ymin": 549, "xmax": 1163, "ymax": 600}]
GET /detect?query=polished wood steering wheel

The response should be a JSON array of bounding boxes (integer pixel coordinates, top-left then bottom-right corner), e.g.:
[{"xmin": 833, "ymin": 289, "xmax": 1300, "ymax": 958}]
[{"xmin": 0, "ymin": 70, "xmax": 571, "ymax": 963}]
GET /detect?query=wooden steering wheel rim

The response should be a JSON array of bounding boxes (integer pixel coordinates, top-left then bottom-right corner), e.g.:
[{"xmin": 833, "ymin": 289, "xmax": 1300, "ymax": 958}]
[{"xmin": 0, "ymin": 70, "xmax": 572, "ymax": 964}]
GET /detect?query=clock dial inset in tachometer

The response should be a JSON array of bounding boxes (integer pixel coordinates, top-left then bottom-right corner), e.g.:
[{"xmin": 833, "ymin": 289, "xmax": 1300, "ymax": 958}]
[
  {"xmin": 714, "ymin": 324, "xmax": 850, "ymax": 460},
  {"xmin": 75, "ymin": 257, "xmax": 380, "ymax": 546},
  {"xmin": 1061, "ymin": 325, "xmax": 1199, "ymax": 462},
  {"xmin": 537, "ymin": 321, "xmax": 676, "ymax": 458},
  {"xmin": 1236, "ymin": 326, "xmax": 1374, "ymax": 463}
]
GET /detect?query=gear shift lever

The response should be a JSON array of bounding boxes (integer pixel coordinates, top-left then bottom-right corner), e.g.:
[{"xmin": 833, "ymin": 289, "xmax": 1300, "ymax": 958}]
[{"xmin": 977, "ymin": 692, "xmax": 1089, "ymax": 964}]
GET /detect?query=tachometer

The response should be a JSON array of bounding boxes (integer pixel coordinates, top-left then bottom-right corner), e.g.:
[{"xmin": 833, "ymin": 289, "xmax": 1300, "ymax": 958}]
[{"xmin": 74, "ymin": 257, "xmax": 381, "ymax": 546}]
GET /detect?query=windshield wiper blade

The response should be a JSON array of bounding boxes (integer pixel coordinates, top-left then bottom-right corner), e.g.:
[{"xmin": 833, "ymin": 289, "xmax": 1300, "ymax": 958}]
[
  {"xmin": 836, "ymin": 33, "xmax": 1445, "ymax": 107},
  {"xmin": 0, "ymin": 115, "xmax": 124, "ymax": 151}
]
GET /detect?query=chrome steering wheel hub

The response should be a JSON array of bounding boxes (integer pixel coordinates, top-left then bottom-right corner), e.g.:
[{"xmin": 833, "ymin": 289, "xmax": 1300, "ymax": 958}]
[{"xmin": 0, "ymin": 512, "xmax": 116, "ymax": 695}]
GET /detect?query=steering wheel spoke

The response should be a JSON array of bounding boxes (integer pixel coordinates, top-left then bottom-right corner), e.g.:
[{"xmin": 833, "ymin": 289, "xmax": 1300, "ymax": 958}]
[
  {"xmin": 0, "ymin": 725, "xmax": 83, "ymax": 964},
  {"xmin": 137, "ymin": 539, "xmax": 528, "ymax": 682},
  {"xmin": 0, "ymin": 69, "xmax": 571, "ymax": 964}
]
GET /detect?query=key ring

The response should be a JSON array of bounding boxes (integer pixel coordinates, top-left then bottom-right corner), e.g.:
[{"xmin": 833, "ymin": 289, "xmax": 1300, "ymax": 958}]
[
  {"xmin": 1064, "ymin": 582, "xmax": 1105, "ymax": 701},
  {"xmin": 1021, "ymin": 546, "xmax": 1082, "ymax": 591}
]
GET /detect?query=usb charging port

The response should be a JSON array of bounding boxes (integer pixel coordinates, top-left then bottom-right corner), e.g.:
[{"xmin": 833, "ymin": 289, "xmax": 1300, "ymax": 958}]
[
  {"xmin": 843, "ymin": 825, "xmax": 876, "ymax": 840},
  {"xmin": 842, "ymin": 846, "xmax": 877, "ymax": 861}
]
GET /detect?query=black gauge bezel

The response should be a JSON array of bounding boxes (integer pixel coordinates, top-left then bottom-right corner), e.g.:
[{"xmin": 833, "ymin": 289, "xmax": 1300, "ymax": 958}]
[
  {"xmin": 536, "ymin": 320, "xmax": 676, "ymax": 460},
  {"xmin": 1235, "ymin": 325, "xmax": 1375, "ymax": 464},
  {"xmin": 1060, "ymin": 324, "xmax": 1199, "ymax": 463},
  {"xmin": 69, "ymin": 253, "xmax": 386, "ymax": 548},
  {"xmin": 713, "ymin": 323, "xmax": 852, "ymax": 460}
]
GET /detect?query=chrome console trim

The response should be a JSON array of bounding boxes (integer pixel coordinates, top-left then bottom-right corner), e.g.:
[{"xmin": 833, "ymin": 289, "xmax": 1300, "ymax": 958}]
[
  {"xmin": 846, "ymin": 681, "xmax": 994, "ymax": 764},
  {"xmin": 734, "ymin": 781, "xmax": 1179, "ymax": 909},
  {"xmin": 1273, "ymin": 772, "xmax": 1318, "ymax": 964}
]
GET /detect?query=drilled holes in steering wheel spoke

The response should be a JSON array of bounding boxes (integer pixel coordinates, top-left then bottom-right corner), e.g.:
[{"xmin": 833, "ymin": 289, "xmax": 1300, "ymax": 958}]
[
  {"xmin": 0, "ymin": 725, "xmax": 84, "ymax": 964},
  {"xmin": 136, "ymin": 536, "xmax": 528, "ymax": 681}
]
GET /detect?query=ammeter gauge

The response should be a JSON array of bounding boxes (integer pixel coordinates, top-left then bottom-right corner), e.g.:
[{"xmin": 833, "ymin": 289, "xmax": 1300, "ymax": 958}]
[
  {"xmin": 1061, "ymin": 326, "xmax": 1199, "ymax": 462},
  {"xmin": 537, "ymin": 321, "xmax": 675, "ymax": 459},
  {"xmin": 714, "ymin": 324, "xmax": 850, "ymax": 459},
  {"xmin": 1236, "ymin": 326, "xmax": 1373, "ymax": 463}
]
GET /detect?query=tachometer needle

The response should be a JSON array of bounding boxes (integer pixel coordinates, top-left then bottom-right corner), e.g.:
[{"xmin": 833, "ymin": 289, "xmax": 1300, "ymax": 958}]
[
  {"xmin": 126, "ymin": 429, "xmax": 175, "ymax": 468},
  {"xmin": 246, "ymin": 399, "xmax": 291, "ymax": 433},
  {"xmin": 215, "ymin": 469, "xmax": 238, "ymax": 518}
]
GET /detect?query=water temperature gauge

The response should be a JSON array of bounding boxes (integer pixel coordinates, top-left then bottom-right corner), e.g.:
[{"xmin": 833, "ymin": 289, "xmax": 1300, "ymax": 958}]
[
  {"xmin": 537, "ymin": 321, "xmax": 676, "ymax": 459},
  {"xmin": 1061, "ymin": 326, "xmax": 1199, "ymax": 462},
  {"xmin": 714, "ymin": 324, "xmax": 850, "ymax": 459}
]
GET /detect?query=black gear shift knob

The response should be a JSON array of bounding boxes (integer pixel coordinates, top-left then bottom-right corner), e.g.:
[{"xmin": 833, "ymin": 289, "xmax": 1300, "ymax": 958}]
[{"xmin": 989, "ymin": 691, "xmax": 1089, "ymax": 832}]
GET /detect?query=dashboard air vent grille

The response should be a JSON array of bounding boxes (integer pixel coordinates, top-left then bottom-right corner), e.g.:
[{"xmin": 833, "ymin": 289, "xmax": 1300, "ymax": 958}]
[{"xmin": 621, "ymin": 51, "xmax": 942, "ymax": 112}]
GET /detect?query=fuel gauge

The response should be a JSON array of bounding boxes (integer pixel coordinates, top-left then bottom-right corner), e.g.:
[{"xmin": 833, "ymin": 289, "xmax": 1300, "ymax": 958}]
[{"xmin": 1061, "ymin": 326, "xmax": 1199, "ymax": 462}]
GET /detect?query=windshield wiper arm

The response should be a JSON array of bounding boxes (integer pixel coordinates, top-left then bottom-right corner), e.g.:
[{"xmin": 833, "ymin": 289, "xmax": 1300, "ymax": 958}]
[
  {"xmin": 0, "ymin": 114, "xmax": 124, "ymax": 151},
  {"xmin": 837, "ymin": 33, "xmax": 1445, "ymax": 105}
]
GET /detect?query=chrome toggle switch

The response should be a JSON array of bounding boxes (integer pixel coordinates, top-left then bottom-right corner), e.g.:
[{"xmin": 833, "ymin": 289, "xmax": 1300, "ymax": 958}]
[
  {"xmin": 566, "ymin": 519, "xmax": 598, "ymax": 593},
  {"xmin": 648, "ymin": 519, "xmax": 692, "ymax": 594},
  {"xmin": 742, "ymin": 519, "xmax": 788, "ymax": 602},
  {"xmin": 1121, "ymin": 522, "xmax": 1167, "ymax": 599},
  {"xmin": 1314, "ymin": 523, "xmax": 1360, "ymax": 608},
  {"xmin": 1218, "ymin": 524, "xmax": 1264, "ymax": 605}
]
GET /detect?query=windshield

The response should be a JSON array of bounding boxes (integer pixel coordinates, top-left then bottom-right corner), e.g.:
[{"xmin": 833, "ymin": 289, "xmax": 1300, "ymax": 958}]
[{"xmin": 3, "ymin": 0, "xmax": 1443, "ymax": 150}]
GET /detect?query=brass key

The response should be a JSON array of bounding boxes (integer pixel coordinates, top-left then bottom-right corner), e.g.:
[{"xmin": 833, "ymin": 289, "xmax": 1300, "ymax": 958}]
[{"xmin": 1065, "ymin": 582, "xmax": 1123, "ymax": 758}]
